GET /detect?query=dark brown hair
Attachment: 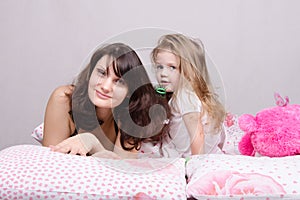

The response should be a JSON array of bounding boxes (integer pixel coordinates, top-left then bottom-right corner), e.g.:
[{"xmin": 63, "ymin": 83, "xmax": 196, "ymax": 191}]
[{"xmin": 72, "ymin": 43, "xmax": 171, "ymax": 151}]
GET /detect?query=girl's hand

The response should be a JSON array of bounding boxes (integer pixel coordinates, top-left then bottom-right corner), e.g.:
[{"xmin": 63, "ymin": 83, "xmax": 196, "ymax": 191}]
[
  {"xmin": 92, "ymin": 150, "xmax": 121, "ymax": 159},
  {"xmin": 49, "ymin": 133, "xmax": 102, "ymax": 156}
]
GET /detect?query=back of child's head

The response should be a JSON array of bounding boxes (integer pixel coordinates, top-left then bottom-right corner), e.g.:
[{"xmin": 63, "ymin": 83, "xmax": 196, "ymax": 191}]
[
  {"xmin": 151, "ymin": 34, "xmax": 226, "ymax": 133},
  {"xmin": 115, "ymin": 83, "xmax": 172, "ymax": 151}
]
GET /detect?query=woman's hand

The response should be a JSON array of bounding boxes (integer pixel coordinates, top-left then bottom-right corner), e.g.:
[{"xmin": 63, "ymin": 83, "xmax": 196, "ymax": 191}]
[
  {"xmin": 49, "ymin": 133, "xmax": 103, "ymax": 156},
  {"xmin": 92, "ymin": 150, "xmax": 121, "ymax": 159}
]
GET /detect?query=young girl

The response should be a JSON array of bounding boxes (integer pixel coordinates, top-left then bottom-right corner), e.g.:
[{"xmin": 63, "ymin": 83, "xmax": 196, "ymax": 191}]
[
  {"xmin": 43, "ymin": 43, "xmax": 171, "ymax": 158},
  {"xmin": 150, "ymin": 34, "xmax": 226, "ymax": 158}
]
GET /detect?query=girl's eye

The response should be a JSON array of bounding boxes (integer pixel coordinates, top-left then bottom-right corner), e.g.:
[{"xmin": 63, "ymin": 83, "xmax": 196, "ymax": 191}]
[
  {"xmin": 170, "ymin": 66, "xmax": 176, "ymax": 71},
  {"xmin": 156, "ymin": 65, "xmax": 164, "ymax": 70}
]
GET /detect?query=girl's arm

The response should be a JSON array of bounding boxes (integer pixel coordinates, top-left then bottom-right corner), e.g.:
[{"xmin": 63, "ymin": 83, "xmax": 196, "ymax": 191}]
[
  {"xmin": 183, "ymin": 112, "xmax": 205, "ymax": 154},
  {"xmin": 42, "ymin": 85, "xmax": 75, "ymax": 147}
]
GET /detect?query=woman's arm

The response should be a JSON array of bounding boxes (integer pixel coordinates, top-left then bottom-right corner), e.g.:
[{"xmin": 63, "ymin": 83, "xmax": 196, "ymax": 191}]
[
  {"xmin": 183, "ymin": 112, "xmax": 205, "ymax": 154},
  {"xmin": 50, "ymin": 131, "xmax": 137, "ymax": 159},
  {"xmin": 50, "ymin": 132, "xmax": 120, "ymax": 159},
  {"xmin": 42, "ymin": 85, "xmax": 75, "ymax": 147}
]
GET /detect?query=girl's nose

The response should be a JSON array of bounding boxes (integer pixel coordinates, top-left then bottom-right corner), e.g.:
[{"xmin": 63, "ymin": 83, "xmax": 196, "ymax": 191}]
[{"xmin": 160, "ymin": 67, "xmax": 169, "ymax": 77}]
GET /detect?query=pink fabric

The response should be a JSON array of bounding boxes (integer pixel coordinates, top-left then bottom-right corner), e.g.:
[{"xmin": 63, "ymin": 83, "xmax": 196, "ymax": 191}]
[
  {"xmin": 186, "ymin": 154, "xmax": 300, "ymax": 199},
  {"xmin": 238, "ymin": 104, "xmax": 300, "ymax": 157},
  {"xmin": 188, "ymin": 170, "xmax": 285, "ymax": 196}
]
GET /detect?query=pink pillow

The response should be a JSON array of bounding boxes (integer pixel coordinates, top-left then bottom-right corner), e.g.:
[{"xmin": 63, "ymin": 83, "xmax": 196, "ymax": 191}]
[
  {"xmin": 186, "ymin": 154, "xmax": 300, "ymax": 199},
  {"xmin": 0, "ymin": 145, "xmax": 186, "ymax": 199}
]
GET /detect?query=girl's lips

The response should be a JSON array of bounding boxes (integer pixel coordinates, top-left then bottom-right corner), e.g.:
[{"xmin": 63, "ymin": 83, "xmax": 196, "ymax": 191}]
[
  {"xmin": 160, "ymin": 80, "xmax": 170, "ymax": 84},
  {"xmin": 160, "ymin": 81, "xmax": 170, "ymax": 86},
  {"xmin": 95, "ymin": 90, "xmax": 111, "ymax": 99}
]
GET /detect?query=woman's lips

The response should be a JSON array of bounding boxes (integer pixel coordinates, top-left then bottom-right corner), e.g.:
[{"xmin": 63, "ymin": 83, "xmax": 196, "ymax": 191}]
[{"xmin": 95, "ymin": 90, "xmax": 111, "ymax": 99}]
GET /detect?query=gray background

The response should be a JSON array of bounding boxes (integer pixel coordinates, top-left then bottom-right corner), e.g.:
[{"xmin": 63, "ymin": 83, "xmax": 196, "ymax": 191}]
[{"xmin": 1, "ymin": 0, "xmax": 299, "ymax": 150}]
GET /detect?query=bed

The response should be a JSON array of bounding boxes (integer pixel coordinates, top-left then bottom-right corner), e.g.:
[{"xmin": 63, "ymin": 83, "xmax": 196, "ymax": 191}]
[{"xmin": 1, "ymin": 116, "xmax": 300, "ymax": 200}]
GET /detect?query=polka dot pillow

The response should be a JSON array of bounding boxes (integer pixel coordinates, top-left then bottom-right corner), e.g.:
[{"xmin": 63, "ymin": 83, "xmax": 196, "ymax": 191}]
[
  {"xmin": 32, "ymin": 115, "xmax": 246, "ymax": 155},
  {"xmin": 0, "ymin": 145, "xmax": 187, "ymax": 200},
  {"xmin": 221, "ymin": 113, "xmax": 245, "ymax": 155},
  {"xmin": 31, "ymin": 122, "xmax": 43, "ymax": 143},
  {"xmin": 186, "ymin": 154, "xmax": 300, "ymax": 199}
]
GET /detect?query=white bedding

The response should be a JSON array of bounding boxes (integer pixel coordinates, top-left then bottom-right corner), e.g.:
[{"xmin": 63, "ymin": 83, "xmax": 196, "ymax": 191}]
[
  {"xmin": 1, "ymin": 145, "xmax": 300, "ymax": 199},
  {"xmin": 2, "ymin": 116, "xmax": 299, "ymax": 199},
  {"xmin": 0, "ymin": 145, "xmax": 186, "ymax": 200}
]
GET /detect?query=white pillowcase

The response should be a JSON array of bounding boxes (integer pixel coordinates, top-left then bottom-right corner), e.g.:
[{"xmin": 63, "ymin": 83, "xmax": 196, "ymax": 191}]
[
  {"xmin": 31, "ymin": 122, "xmax": 44, "ymax": 143},
  {"xmin": 222, "ymin": 113, "xmax": 245, "ymax": 155},
  {"xmin": 0, "ymin": 145, "xmax": 187, "ymax": 199}
]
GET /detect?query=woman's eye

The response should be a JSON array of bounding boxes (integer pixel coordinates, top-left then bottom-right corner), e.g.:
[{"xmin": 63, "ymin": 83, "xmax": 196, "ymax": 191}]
[
  {"xmin": 97, "ymin": 68, "xmax": 106, "ymax": 76},
  {"xmin": 115, "ymin": 78, "xmax": 126, "ymax": 86}
]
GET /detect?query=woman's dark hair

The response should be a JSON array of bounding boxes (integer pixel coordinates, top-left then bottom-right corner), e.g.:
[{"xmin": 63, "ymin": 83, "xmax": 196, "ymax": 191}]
[{"xmin": 72, "ymin": 43, "xmax": 171, "ymax": 151}]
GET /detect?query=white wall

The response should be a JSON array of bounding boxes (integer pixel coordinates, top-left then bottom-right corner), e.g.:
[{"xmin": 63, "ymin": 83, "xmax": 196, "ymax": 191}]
[{"xmin": 1, "ymin": 0, "xmax": 299, "ymax": 149}]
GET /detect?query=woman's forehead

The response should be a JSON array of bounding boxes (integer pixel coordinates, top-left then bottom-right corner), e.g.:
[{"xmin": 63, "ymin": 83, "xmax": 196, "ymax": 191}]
[{"xmin": 95, "ymin": 55, "xmax": 115, "ymax": 68}]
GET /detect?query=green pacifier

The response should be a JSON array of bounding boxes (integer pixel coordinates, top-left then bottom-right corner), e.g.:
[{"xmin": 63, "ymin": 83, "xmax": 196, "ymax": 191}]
[{"xmin": 155, "ymin": 86, "xmax": 166, "ymax": 96}]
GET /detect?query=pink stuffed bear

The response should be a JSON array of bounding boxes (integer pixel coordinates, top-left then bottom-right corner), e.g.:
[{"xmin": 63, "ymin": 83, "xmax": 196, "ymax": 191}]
[{"xmin": 238, "ymin": 93, "xmax": 300, "ymax": 157}]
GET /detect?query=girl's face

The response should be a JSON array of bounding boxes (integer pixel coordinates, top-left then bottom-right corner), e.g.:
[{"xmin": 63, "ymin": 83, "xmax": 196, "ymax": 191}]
[
  {"xmin": 154, "ymin": 50, "xmax": 181, "ymax": 92},
  {"xmin": 88, "ymin": 55, "xmax": 128, "ymax": 108}
]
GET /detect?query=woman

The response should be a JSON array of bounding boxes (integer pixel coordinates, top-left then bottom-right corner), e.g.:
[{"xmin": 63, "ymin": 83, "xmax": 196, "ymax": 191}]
[{"xmin": 43, "ymin": 43, "xmax": 171, "ymax": 158}]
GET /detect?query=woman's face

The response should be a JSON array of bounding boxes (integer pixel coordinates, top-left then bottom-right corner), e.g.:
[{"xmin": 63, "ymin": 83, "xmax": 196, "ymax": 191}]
[
  {"xmin": 154, "ymin": 50, "xmax": 181, "ymax": 92},
  {"xmin": 88, "ymin": 55, "xmax": 128, "ymax": 108}
]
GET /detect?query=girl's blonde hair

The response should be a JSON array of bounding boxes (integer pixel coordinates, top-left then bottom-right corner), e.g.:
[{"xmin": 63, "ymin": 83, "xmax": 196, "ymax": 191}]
[{"xmin": 151, "ymin": 34, "xmax": 225, "ymax": 132}]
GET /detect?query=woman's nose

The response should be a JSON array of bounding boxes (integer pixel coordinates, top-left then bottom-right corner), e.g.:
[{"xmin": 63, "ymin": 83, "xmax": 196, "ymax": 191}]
[{"xmin": 99, "ymin": 77, "xmax": 113, "ymax": 92}]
